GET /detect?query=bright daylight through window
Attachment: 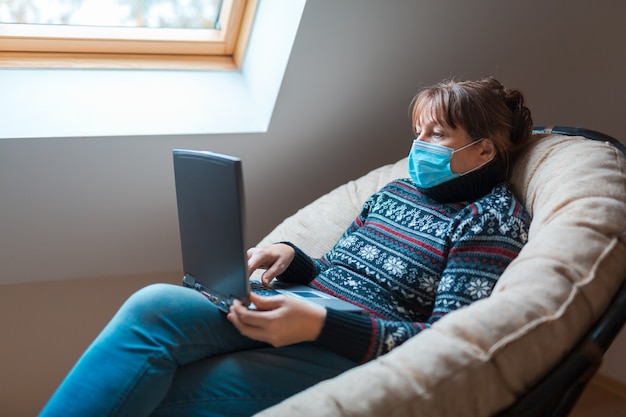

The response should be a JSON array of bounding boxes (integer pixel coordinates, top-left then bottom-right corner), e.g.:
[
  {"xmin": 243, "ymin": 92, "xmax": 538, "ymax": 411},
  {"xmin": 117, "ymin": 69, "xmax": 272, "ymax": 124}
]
[{"xmin": 0, "ymin": 0, "xmax": 255, "ymax": 69}]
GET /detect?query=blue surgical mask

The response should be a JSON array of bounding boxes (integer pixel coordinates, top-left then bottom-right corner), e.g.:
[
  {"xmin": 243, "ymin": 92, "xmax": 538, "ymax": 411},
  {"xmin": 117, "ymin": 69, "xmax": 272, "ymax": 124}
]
[{"xmin": 408, "ymin": 139, "xmax": 487, "ymax": 189}]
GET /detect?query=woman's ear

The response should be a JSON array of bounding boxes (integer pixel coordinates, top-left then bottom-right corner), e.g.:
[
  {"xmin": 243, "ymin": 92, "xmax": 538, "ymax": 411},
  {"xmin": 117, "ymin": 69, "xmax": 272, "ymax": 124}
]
[{"xmin": 479, "ymin": 139, "xmax": 497, "ymax": 162}]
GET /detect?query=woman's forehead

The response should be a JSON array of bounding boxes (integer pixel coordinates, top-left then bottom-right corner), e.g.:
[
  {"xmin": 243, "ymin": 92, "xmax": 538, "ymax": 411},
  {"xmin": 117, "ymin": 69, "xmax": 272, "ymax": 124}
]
[
  {"xmin": 414, "ymin": 111, "xmax": 450, "ymax": 129},
  {"xmin": 413, "ymin": 96, "xmax": 451, "ymax": 127}
]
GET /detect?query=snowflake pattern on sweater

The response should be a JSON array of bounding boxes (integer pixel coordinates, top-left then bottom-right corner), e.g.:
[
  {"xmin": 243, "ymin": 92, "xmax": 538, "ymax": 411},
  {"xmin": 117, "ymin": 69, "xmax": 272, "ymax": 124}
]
[{"xmin": 279, "ymin": 179, "xmax": 530, "ymax": 363}]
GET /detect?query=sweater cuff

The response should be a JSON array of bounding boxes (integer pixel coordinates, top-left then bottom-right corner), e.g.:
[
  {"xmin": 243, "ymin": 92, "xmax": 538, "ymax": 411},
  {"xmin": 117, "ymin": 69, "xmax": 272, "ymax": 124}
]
[
  {"xmin": 315, "ymin": 308, "xmax": 373, "ymax": 363},
  {"xmin": 275, "ymin": 241, "xmax": 316, "ymax": 284}
]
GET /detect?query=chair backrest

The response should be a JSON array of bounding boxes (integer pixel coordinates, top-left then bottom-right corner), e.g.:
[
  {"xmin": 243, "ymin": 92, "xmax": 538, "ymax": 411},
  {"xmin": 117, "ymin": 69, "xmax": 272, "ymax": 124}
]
[
  {"xmin": 496, "ymin": 126, "xmax": 626, "ymax": 417},
  {"xmin": 254, "ymin": 125, "xmax": 626, "ymax": 417},
  {"xmin": 533, "ymin": 125, "xmax": 626, "ymax": 155}
]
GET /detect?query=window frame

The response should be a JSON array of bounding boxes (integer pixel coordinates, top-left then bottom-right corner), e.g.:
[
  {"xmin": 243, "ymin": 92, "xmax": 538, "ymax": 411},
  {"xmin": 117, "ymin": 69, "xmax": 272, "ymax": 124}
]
[{"xmin": 0, "ymin": 0, "xmax": 257, "ymax": 70}]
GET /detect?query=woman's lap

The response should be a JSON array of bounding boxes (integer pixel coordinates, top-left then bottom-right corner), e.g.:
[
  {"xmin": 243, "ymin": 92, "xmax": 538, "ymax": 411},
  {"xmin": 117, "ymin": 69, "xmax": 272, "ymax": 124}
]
[
  {"xmin": 154, "ymin": 344, "xmax": 356, "ymax": 417},
  {"xmin": 39, "ymin": 283, "xmax": 357, "ymax": 417}
]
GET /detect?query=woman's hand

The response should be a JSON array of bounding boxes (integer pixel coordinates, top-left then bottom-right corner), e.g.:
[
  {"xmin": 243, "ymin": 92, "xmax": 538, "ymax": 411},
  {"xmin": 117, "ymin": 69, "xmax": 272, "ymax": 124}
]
[
  {"xmin": 247, "ymin": 244, "xmax": 295, "ymax": 286},
  {"xmin": 227, "ymin": 293, "xmax": 326, "ymax": 347}
]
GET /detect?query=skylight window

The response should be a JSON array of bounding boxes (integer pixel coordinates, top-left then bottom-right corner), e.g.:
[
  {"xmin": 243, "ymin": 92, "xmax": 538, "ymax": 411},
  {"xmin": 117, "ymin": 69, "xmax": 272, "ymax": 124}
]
[
  {"xmin": 0, "ymin": 0, "xmax": 256, "ymax": 69},
  {"xmin": 0, "ymin": 0, "xmax": 222, "ymax": 29}
]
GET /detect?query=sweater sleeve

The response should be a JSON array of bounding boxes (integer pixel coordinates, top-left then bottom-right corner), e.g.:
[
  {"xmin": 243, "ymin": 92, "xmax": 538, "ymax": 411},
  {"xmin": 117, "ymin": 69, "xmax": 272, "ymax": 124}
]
[
  {"xmin": 314, "ymin": 192, "xmax": 531, "ymax": 364},
  {"xmin": 274, "ymin": 242, "xmax": 319, "ymax": 285},
  {"xmin": 275, "ymin": 194, "xmax": 376, "ymax": 285}
]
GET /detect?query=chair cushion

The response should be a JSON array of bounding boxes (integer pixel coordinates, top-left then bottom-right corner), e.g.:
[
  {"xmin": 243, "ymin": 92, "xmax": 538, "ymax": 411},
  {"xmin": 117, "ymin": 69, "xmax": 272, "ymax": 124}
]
[{"xmin": 254, "ymin": 133, "xmax": 626, "ymax": 417}]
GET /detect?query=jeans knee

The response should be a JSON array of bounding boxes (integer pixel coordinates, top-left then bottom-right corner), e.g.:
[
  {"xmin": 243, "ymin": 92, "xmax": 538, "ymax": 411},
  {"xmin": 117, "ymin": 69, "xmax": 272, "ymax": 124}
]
[
  {"xmin": 119, "ymin": 283, "xmax": 192, "ymax": 326},
  {"xmin": 128, "ymin": 283, "xmax": 176, "ymax": 305}
]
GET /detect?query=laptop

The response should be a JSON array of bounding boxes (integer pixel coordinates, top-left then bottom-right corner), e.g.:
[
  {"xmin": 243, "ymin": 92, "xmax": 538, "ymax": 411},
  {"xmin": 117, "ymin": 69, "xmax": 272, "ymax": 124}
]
[{"xmin": 172, "ymin": 149, "xmax": 365, "ymax": 315}]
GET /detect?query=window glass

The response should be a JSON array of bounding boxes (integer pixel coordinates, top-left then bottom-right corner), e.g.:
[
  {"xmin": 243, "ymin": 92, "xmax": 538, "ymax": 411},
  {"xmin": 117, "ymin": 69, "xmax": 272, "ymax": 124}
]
[
  {"xmin": 0, "ymin": 0, "xmax": 223, "ymax": 29},
  {"xmin": 0, "ymin": 0, "xmax": 255, "ymax": 69}
]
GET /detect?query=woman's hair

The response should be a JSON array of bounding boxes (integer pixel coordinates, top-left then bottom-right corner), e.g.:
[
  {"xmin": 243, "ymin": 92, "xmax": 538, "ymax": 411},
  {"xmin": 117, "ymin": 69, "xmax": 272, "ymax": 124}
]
[{"xmin": 409, "ymin": 77, "xmax": 533, "ymax": 180}]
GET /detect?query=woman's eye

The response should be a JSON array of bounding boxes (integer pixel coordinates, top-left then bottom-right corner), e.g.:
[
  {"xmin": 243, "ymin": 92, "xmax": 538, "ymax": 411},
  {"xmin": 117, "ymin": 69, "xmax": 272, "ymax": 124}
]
[{"xmin": 432, "ymin": 132, "xmax": 444, "ymax": 139}]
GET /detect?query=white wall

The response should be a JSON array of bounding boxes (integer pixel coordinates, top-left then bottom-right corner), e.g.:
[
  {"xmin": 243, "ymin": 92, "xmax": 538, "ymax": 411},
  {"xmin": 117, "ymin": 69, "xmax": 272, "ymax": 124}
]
[{"xmin": 1, "ymin": 1, "xmax": 625, "ymax": 415}]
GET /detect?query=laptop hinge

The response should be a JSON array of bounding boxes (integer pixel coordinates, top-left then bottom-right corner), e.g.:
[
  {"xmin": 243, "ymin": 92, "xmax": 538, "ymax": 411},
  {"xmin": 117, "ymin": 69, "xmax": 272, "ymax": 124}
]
[{"xmin": 182, "ymin": 274, "xmax": 201, "ymax": 290}]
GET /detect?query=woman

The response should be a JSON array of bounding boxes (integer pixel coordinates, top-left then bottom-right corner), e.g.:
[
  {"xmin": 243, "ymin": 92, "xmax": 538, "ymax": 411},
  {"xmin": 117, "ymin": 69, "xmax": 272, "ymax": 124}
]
[{"xmin": 40, "ymin": 77, "xmax": 534, "ymax": 417}]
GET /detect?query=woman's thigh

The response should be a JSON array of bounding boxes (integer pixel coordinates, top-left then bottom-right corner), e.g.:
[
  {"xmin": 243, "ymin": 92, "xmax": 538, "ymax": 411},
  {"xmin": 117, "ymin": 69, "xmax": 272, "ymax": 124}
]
[
  {"xmin": 152, "ymin": 344, "xmax": 358, "ymax": 417},
  {"xmin": 103, "ymin": 283, "xmax": 265, "ymax": 363},
  {"xmin": 40, "ymin": 283, "xmax": 268, "ymax": 417}
]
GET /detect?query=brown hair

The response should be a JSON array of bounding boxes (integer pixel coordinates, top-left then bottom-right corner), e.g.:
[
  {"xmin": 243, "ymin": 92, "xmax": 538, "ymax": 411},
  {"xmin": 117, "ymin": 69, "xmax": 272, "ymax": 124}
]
[{"xmin": 409, "ymin": 77, "xmax": 533, "ymax": 180}]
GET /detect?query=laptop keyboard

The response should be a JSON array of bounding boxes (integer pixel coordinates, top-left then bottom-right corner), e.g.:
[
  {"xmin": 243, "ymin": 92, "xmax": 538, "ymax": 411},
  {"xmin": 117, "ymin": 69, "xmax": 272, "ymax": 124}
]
[{"xmin": 249, "ymin": 280, "xmax": 281, "ymax": 297}]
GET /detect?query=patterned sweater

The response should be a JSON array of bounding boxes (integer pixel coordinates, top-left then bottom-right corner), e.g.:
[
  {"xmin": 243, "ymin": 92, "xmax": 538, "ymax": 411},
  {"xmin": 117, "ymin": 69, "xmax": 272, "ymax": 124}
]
[{"xmin": 277, "ymin": 178, "xmax": 531, "ymax": 363}]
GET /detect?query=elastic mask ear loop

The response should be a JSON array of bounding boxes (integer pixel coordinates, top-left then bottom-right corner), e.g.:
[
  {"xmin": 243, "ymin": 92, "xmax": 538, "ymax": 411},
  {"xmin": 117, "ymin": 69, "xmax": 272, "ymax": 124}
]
[
  {"xmin": 453, "ymin": 139, "xmax": 482, "ymax": 154},
  {"xmin": 454, "ymin": 139, "xmax": 495, "ymax": 176}
]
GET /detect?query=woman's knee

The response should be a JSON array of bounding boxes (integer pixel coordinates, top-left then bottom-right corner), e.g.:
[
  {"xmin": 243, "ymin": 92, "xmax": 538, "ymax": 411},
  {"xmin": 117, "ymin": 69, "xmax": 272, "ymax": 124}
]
[{"xmin": 117, "ymin": 283, "xmax": 203, "ymax": 325}]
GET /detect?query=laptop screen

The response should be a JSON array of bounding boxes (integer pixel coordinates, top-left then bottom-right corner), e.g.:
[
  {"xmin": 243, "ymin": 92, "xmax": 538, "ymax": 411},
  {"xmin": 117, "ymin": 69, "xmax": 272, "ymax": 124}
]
[{"xmin": 173, "ymin": 149, "xmax": 249, "ymax": 303}]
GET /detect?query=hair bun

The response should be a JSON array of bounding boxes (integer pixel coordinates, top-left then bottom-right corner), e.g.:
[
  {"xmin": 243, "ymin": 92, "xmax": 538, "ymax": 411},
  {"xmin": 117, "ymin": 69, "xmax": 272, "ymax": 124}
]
[{"xmin": 503, "ymin": 88, "xmax": 533, "ymax": 145}]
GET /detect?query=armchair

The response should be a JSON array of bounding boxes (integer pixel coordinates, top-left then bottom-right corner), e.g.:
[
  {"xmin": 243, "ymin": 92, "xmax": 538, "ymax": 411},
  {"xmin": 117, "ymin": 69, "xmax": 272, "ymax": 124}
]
[{"xmin": 253, "ymin": 126, "xmax": 626, "ymax": 417}]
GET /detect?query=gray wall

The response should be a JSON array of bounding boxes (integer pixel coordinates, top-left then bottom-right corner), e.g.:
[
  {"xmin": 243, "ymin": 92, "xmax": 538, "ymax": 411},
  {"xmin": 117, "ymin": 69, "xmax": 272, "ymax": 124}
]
[
  {"xmin": 1, "ymin": 1, "xmax": 625, "ymax": 285},
  {"xmin": 1, "ymin": 1, "xmax": 625, "ymax": 415}
]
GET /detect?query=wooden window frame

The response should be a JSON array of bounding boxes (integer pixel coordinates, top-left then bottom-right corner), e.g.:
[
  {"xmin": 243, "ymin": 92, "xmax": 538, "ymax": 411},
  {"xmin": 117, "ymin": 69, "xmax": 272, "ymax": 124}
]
[{"xmin": 0, "ymin": 0, "xmax": 257, "ymax": 70}]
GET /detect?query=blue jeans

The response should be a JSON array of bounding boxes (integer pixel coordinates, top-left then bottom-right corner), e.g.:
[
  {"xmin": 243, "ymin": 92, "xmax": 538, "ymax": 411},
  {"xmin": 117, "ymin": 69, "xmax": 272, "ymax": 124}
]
[{"xmin": 39, "ymin": 284, "xmax": 357, "ymax": 417}]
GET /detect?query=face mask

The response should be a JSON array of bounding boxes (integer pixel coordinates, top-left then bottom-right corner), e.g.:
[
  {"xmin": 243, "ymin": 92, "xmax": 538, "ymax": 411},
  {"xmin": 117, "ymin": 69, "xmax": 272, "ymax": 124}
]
[{"xmin": 408, "ymin": 139, "xmax": 488, "ymax": 189}]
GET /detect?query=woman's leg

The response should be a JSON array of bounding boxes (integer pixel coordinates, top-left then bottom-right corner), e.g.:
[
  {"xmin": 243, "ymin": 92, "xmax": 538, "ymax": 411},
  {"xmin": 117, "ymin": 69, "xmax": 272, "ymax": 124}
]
[
  {"xmin": 150, "ymin": 343, "xmax": 358, "ymax": 417},
  {"xmin": 39, "ymin": 283, "xmax": 266, "ymax": 417}
]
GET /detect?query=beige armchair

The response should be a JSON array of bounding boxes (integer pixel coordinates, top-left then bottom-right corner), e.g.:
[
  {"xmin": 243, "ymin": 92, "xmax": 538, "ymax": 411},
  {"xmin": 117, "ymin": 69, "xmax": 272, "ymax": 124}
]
[{"xmin": 253, "ymin": 128, "xmax": 626, "ymax": 417}]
